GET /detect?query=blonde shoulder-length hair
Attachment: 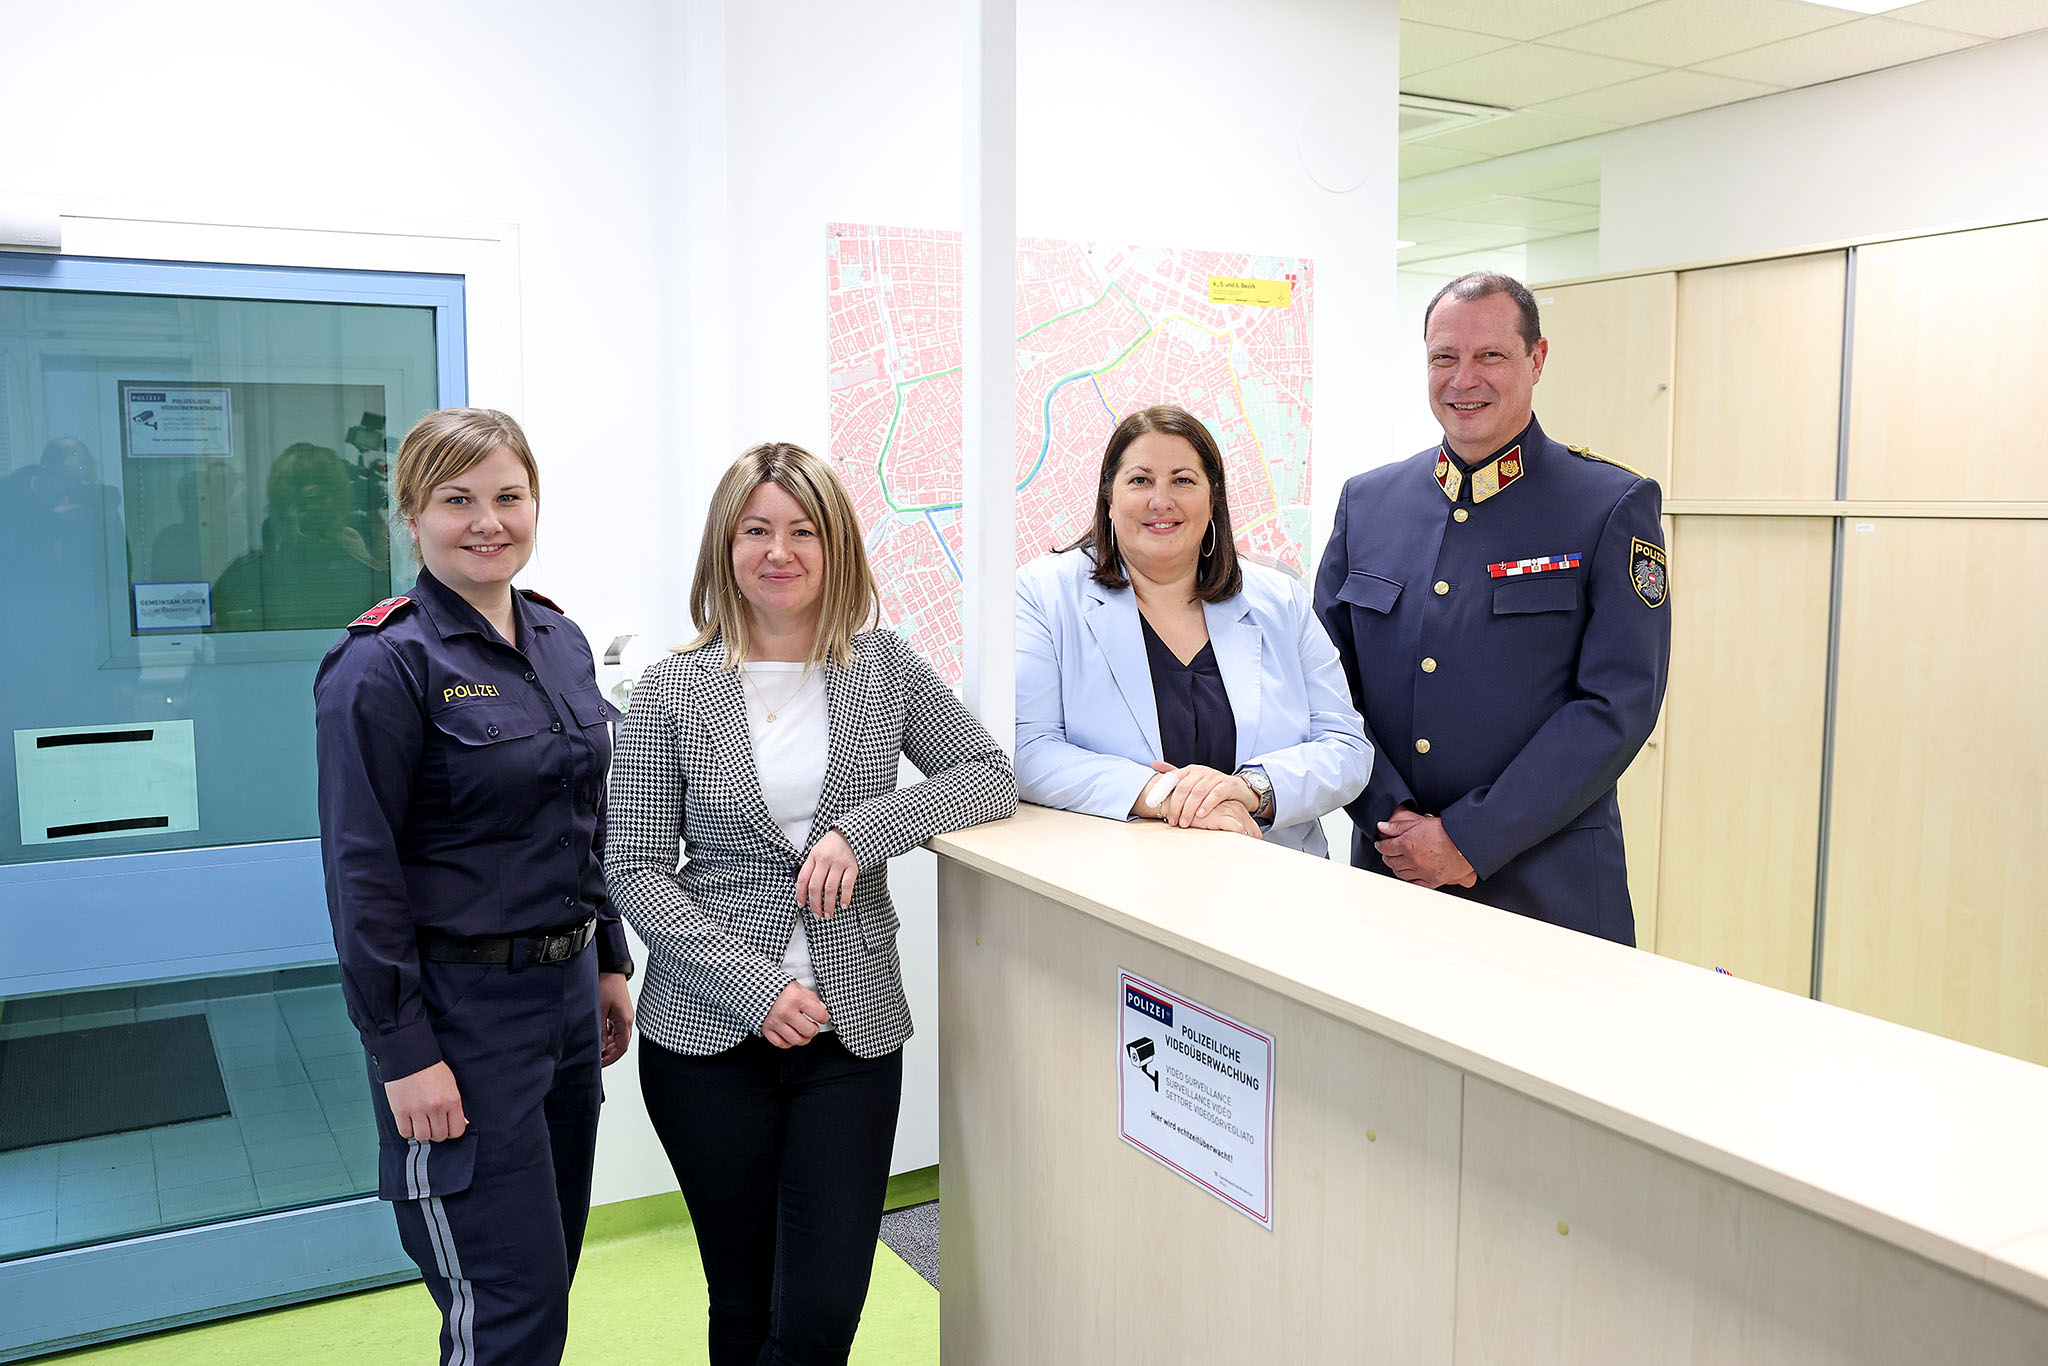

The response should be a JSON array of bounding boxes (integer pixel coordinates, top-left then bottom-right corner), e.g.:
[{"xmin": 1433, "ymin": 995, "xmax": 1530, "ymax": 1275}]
[{"xmin": 685, "ymin": 442, "xmax": 880, "ymax": 668}]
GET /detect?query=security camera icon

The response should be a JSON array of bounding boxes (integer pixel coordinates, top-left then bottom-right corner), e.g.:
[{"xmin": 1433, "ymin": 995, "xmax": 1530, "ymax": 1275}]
[
  {"xmin": 131, "ymin": 409, "xmax": 158, "ymax": 430},
  {"xmin": 1126, "ymin": 1036, "xmax": 1159, "ymax": 1093}
]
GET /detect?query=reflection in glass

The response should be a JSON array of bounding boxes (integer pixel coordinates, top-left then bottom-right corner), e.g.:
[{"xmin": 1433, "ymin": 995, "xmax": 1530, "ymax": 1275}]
[{"xmin": 0, "ymin": 966, "xmax": 376, "ymax": 1261}]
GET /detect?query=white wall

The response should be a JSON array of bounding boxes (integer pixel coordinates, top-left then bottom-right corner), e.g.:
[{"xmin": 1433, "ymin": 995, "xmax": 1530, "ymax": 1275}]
[
  {"xmin": 1, "ymin": 0, "xmax": 684, "ymax": 1206},
  {"xmin": 4, "ymin": 0, "xmax": 1401, "ymax": 1201},
  {"xmin": 703, "ymin": 0, "xmax": 1401, "ymax": 1174},
  {"xmin": 1590, "ymin": 28, "xmax": 2048, "ymax": 274},
  {"xmin": 1399, "ymin": 28, "xmax": 2048, "ymax": 283}
]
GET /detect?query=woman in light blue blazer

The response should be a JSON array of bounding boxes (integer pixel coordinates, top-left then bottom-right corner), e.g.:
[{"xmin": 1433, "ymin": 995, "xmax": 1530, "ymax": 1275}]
[{"xmin": 1015, "ymin": 404, "xmax": 1372, "ymax": 856}]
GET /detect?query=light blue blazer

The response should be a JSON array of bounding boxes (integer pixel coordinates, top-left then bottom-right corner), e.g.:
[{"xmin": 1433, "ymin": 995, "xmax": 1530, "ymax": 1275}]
[{"xmin": 1015, "ymin": 548, "xmax": 1372, "ymax": 856}]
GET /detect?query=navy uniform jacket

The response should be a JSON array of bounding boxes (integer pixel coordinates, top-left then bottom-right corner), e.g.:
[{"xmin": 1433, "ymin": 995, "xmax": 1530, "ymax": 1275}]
[
  {"xmin": 314, "ymin": 569, "xmax": 631, "ymax": 1081},
  {"xmin": 1313, "ymin": 416, "xmax": 1669, "ymax": 943}
]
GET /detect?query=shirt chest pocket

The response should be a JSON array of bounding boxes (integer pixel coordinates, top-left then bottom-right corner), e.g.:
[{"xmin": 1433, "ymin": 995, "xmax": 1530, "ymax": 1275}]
[
  {"xmin": 563, "ymin": 685, "xmax": 619, "ymax": 732},
  {"xmin": 1337, "ymin": 570, "xmax": 1402, "ymax": 615},
  {"xmin": 1491, "ymin": 575, "xmax": 1579, "ymax": 615},
  {"xmin": 427, "ymin": 703, "xmax": 545, "ymax": 823}
]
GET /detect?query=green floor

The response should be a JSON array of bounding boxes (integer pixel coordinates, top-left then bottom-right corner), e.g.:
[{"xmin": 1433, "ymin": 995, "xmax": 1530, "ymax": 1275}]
[{"xmin": 44, "ymin": 1170, "xmax": 941, "ymax": 1364}]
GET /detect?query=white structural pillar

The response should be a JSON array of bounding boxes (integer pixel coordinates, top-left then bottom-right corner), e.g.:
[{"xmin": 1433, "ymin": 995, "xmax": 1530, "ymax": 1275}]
[{"xmin": 960, "ymin": 0, "xmax": 1017, "ymax": 745}]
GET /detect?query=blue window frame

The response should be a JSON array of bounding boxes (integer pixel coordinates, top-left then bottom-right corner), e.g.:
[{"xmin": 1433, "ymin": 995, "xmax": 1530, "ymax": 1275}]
[{"xmin": 0, "ymin": 251, "xmax": 465, "ymax": 1358}]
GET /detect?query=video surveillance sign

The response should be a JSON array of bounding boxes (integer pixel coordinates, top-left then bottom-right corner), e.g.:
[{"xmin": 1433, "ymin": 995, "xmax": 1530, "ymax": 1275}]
[{"xmin": 1117, "ymin": 970, "xmax": 1275, "ymax": 1230}]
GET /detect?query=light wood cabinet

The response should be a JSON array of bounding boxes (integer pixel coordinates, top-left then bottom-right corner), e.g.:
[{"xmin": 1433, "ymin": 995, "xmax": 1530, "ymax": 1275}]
[
  {"xmin": 1540, "ymin": 215, "xmax": 2048, "ymax": 1068},
  {"xmin": 1652, "ymin": 516, "xmax": 1832, "ymax": 994},
  {"xmin": 1533, "ymin": 275, "xmax": 1676, "ymax": 944},
  {"xmin": 1673, "ymin": 253, "xmax": 1843, "ymax": 502},
  {"xmin": 1821, "ymin": 518, "xmax": 2048, "ymax": 1062},
  {"xmin": 1531, "ymin": 273, "xmax": 1674, "ymax": 487},
  {"xmin": 1849, "ymin": 221, "xmax": 2048, "ymax": 501}
]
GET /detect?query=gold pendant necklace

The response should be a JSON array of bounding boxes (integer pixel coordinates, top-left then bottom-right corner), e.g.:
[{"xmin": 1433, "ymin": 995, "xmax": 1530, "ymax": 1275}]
[{"xmin": 743, "ymin": 666, "xmax": 811, "ymax": 723}]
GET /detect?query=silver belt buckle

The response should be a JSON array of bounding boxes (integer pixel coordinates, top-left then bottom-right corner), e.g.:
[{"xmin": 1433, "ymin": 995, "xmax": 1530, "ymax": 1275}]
[{"xmin": 537, "ymin": 932, "xmax": 572, "ymax": 965}]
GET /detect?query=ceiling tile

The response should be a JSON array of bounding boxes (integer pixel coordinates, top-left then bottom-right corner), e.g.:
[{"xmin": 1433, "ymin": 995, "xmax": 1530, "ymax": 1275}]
[
  {"xmin": 1400, "ymin": 159, "xmax": 1604, "ymax": 211},
  {"xmin": 1695, "ymin": 15, "xmax": 1980, "ymax": 85},
  {"xmin": 1460, "ymin": 159, "xmax": 1605, "ymax": 198},
  {"xmin": 1540, "ymin": 0, "xmax": 1849, "ymax": 65},
  {"xmin": 1538, "ymin": 208, "xmax": 1603, "ymax": 233},
  {"xmin": 1402, "ymin": 43, "xmax": 1662, "ymax": 107},
  {"xmin": 1401, "ymin": 20, "xmax": 1517, "ymax": 75},
  {"xmin": 1882, "ymin": 0, "xmax": 2048, "ymax": 39},
  {"xmin": 1399, "ymin": 214, "xmax": 1504, "ymax": 240},
  {"xmin": 1529, "ymin": 180, "xmax": 1602, "ymax": 205},
  {"xmin": 1425, "ymin": 195, "xmax": 1603, "ymax": 227},
  {"xmin": 1398, "ymin": 242, "xmax": 1533, "ymax": 274},
  {"xmin": 1533, "ymin": 68, "xmax": 1782, "ymax": 123},
  {"xmin": 1398, "ymin": 0, "xmax": 1651, "ymax": 42},
  {"xmin": 1422, "ymin": 110, "xmax": 1623, "ymax": 156},
  {"xmin": 1399, "ymin": 143, "xmax": 1493, "ymax": 178},
  {"xmin": 1400, "ymin": 223, "xmax": 1540, "ymax": 260}
]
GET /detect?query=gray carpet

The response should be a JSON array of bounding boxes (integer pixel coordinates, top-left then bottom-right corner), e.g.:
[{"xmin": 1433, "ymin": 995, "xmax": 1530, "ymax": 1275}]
[
  {"xmin": 0, "ymin": 1013, "xmax": 230, "ymax": 1151},
  {"xmin": 879, "ymin": 1199, "xmax": 939, "ymax": 1289}
]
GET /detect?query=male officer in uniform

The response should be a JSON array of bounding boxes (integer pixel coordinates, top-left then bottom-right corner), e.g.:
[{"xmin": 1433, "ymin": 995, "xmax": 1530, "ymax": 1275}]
[{"xmin": 1314, "ymin": 272, "xmax": 1669, "ymax": 944}]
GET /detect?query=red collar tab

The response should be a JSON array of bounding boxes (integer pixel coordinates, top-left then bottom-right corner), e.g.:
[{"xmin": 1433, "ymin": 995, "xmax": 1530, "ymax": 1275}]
[
  {"xmin": 348, "ymin": 596, "xmax": 412, "ymax": 630},
  {"xmin": 519, "ymin": 588, "xmax": 563, "ymax": 613}
]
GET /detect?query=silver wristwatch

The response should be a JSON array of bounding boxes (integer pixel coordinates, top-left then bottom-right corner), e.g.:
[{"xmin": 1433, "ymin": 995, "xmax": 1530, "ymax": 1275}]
[{"xmin": 1234, "ymin": 766, "xmax": 1274, "ymax": 823}]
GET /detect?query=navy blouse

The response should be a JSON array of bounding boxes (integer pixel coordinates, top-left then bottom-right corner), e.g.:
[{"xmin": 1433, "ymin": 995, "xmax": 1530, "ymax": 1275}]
[{"xmin": 1140, "ymin": 614, "xmax": 1237, "ymax": 775}]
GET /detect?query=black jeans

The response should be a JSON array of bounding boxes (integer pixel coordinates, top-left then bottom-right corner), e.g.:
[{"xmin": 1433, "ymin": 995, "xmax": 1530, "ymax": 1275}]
[{"xmin": 640, "ymin": 1032, "xmax": 904, "ymax": 1366}]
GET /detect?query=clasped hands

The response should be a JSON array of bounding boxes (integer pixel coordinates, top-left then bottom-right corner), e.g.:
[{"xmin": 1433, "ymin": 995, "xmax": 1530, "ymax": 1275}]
[
  {"xmin": 1374, "ymin": 806, "xmax": 1477, "ymax": 889},
  {"xmin": 759, "ymin": 830, "xmax": 859, "ymax": 1049},
  {"xmin": 1132, "ymin": 760, "xmax": 1263, "ymax": 839}
]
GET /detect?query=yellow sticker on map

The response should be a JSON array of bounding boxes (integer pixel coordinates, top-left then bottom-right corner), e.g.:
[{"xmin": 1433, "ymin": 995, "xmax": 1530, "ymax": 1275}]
[{"xmin": 1207, "ymin": 276, "xmax": 1292, "ymax": 307}]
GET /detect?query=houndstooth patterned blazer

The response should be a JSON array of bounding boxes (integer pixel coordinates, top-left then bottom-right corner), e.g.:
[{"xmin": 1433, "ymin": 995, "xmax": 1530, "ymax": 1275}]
[{"xmin": 605, "ymin": 628, "xmax": 1016, "ymax": 1059}]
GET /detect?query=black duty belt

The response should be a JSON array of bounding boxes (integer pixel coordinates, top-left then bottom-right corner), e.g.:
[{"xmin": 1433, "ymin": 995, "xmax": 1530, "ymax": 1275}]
[{"xmin": 418, "ymin": 918, "xmax": 596, "ymax": 968}]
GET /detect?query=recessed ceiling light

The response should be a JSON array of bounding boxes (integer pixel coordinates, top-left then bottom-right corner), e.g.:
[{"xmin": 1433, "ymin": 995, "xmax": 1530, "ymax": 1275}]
[
  {"xmin": 1801, "ymin": 0, "xmax": 1918, "ymax": 13},
  {"xmin": 1396, "ymin": 240, "xmax": 1417, "ymax": 249}
]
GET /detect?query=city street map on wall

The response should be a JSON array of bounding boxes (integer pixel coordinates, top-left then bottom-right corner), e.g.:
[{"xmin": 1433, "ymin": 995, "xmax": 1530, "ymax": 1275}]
[{"xmin": 827, "ymin": 223, "xmax": 1314, "ymax": 681}]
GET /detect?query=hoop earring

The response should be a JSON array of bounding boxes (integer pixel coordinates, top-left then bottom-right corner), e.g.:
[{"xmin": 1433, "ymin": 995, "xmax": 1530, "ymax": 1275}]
[{"xmin": 1202, "ymin": 522, "xmax": 1217, "ymax": 557}]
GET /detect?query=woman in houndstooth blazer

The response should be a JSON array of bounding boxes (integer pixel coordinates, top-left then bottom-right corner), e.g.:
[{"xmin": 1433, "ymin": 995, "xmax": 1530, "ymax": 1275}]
[{"xmin": 606, "ymin": 442, "xmax": 1014, "ymax": 1366}]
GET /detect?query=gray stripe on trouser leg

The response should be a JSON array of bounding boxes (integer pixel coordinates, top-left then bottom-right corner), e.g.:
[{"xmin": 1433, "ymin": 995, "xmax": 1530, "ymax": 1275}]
[{"xmin": 421, "ymin": 1191, "xmax": 475, "ymax": 1366}]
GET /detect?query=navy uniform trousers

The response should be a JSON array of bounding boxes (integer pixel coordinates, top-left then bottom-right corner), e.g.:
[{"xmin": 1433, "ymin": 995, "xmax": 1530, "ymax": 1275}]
[{"xmin": 365, "ymin": 945, "xmax": 601, "ymax": 1365}]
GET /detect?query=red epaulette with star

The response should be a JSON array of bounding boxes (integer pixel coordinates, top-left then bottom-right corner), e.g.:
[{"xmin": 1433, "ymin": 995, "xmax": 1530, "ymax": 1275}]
[
  {"xmin": 520, "ymin": 588, "xmax": 564, "ymax": 612},
  {"xmin": 347, "ymin": 596, "xmax": 412, "ymax": 630}
]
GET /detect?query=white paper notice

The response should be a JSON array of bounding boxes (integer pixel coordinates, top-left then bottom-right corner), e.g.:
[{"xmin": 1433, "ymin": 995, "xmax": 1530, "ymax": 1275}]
[
  {"xmin": 14, "ymin": 720, "xmax": 200, "ymax": 845},
  {"xmin": 133, "ymin": 582, "xmax": 213, "ymax": 631},
  {"xmin": 125, "ymin": 385, "xmax": 234, "ymax": 458},
  {"xmin": 1117, "ymin": 969, "xmax": 1275, "ymax": 1229}
]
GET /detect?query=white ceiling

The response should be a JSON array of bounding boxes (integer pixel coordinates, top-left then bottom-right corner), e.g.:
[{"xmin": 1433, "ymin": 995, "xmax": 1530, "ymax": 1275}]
[{"xmin": 1397, "ymin": 0, "xmax": 2048, "ymax": 270}]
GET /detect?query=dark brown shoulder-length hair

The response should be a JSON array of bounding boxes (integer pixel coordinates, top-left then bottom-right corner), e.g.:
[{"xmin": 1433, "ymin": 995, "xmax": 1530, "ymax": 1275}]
[{"xmin": 1062, "ymin": 404, "xmax": 1242, "ymax": 602}]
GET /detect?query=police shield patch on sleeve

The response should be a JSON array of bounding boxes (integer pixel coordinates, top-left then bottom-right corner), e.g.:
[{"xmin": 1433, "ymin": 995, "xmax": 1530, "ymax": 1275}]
[{"xmin": 1630, "ymin": 538, "xmax": 1668, "ymax": 608}]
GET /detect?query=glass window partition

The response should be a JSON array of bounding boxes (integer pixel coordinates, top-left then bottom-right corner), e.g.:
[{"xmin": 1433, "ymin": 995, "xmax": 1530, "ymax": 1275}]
[{"xmin": 0, "ymin": 254, "xmax": 461, "ymax": 1348}]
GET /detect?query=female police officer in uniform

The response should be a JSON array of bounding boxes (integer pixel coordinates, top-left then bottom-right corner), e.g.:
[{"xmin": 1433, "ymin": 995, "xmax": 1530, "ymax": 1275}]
[{"xmin": 315, "ymin": 407, "xmax": 635, "ymax": 1365}]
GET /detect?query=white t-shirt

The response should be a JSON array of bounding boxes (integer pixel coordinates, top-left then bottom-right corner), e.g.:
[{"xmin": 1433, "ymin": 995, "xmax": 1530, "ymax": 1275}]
[{"xmin": 739, "ymin": 662, "xmax": 830, "ymax": 1000}]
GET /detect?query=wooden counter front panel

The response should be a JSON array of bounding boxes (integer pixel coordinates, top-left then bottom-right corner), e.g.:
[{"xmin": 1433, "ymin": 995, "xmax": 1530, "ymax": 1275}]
[
  {"xmin": 1454, "ymin": 1079, "xmax": 2048, "ymax": 1366},
  {"xmin": 938, "ymin": 862, "xmax": 1463, "ymax": 1365},
  {"xmin": 1822, "ymin": 518, "xmax": 2048, "ymax": 1065}
]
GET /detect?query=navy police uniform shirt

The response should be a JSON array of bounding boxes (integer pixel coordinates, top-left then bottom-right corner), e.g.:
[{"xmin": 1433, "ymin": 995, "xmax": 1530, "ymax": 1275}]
[
  {"xmin": 314, "ymin": 568, "xmax": 630, "ymax": 1080},
  {"xmin": 1313, "ymin": 416, "xmax": 1670, "ymax": 944}
]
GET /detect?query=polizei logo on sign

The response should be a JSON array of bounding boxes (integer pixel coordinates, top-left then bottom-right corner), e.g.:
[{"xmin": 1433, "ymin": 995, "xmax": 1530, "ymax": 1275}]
[
  {"xmin": 1124, "ymin": 982, "xmax": 1172, "ymax": 1028},
  {"xmin": 1116, "ymin": 969, "xmax": 1275, "ymax": 1230}
]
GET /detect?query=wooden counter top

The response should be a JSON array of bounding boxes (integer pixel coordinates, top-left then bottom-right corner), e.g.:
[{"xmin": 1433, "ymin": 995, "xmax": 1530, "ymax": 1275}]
[{"xmin": 930, "ymin": 804, "xmax": 2048, "ymax": 1310}]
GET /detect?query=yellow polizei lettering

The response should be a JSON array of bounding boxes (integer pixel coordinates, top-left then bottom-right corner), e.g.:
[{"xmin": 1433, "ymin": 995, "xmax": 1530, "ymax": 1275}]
[{"xmin": 442, "ymin": 683, "xmax": 502, "ymax": 702}]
